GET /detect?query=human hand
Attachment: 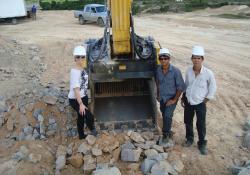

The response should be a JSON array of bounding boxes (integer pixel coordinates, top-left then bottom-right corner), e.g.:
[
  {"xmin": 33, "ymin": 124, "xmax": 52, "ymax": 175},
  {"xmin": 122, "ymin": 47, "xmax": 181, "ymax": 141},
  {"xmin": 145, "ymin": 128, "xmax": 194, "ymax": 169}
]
[
  {"xmin": 181, "ymin": 98, "xmax": 185, "ymax": 108},
  {"xmin": 79, "ymin": 103, "xmax": 88, "ymax": 116},
  {"xmin": 166, "ymin": 99, "xmax": 177, "ymax": 106},
  {"xmin": 156, "ymin": 96, "xmax": 160, "ymax": 102},
  {"xmin": 203, "ymin": 98, "xmax": 209, "ymax": 104}
]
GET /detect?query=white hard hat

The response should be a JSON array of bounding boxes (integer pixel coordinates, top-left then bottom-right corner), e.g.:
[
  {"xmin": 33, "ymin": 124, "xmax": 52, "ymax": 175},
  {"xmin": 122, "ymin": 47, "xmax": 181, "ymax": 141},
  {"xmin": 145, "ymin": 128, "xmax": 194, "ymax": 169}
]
[
  {"xmin": 192, "ymin": 46, "xmax": 205, "ymax": 56},
  {"xmin": 73, "ymin": 46, "xmax": 86, "ymax": 56},
  {"xmin": 159, "ymin": 48, "xmax": 170, "ymax": 57}
]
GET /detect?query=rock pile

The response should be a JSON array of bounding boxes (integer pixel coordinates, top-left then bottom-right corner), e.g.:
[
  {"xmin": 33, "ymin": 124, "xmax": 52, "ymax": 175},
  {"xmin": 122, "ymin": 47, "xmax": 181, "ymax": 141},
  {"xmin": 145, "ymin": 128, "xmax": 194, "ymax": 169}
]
[{"xmin": 242, "ymin": 116, "xmax": 250, "ymax": 149}]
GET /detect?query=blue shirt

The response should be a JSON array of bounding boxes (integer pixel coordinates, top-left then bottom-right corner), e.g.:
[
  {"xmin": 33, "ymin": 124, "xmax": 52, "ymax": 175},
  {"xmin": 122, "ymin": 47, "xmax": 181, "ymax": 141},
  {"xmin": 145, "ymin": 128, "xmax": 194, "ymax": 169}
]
[
  {"xmin": 32, "ymin": 6, "xmax": 37, "ymax": 13},
  {"xmin": 156, "ymin": 64, "xmax": 185, "ymax": 102}
]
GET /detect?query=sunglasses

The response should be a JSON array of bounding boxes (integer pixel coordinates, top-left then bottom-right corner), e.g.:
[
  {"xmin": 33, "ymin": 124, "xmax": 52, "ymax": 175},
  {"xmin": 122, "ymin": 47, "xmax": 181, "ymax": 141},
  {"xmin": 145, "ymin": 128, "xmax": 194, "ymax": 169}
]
[
  {"xmin": 192, "ymin": 56, "xmax": 202, "ymax": 60},
  {"xmin": 159, "ymin": 57, "xmax": 170, "ymax": 61},
  {"xmin": 75, "ymin": 56, "xmax": 85, "ymax": 59}
]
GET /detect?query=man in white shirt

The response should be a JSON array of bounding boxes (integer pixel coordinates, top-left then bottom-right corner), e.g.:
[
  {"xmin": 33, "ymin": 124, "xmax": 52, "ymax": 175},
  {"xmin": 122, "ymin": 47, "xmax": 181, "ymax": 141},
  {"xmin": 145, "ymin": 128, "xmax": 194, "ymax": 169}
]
[{"xmin": 181, "ymin": 46, "xmax": 217, "ymax": 155}]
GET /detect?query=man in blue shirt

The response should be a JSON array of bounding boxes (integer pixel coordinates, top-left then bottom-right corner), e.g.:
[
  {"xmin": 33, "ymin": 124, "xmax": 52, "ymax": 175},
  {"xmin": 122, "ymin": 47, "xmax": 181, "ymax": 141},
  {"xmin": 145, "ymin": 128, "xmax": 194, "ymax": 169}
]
[
  {"xmin": 31, "ymin": 5, "xmax": 37, "ymax": 20},
  {"xmin": 156, "ymin": 48, "xmax": 185, "ymax": 143}
]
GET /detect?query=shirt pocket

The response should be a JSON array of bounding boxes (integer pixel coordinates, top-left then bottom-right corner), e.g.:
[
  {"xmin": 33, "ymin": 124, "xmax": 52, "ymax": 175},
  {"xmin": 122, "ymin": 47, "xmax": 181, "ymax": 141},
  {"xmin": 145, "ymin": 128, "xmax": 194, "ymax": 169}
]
[
  {"xmin": 158, "ymin": 76, "xmax": 164, "ymax": 84},
  {"xmin": 166, "ymin": 75, "xmax": 175, "ymax": 87},
  {"xmin": 197, "ymin": 77, "xmax": 207, "ymax": 89}
]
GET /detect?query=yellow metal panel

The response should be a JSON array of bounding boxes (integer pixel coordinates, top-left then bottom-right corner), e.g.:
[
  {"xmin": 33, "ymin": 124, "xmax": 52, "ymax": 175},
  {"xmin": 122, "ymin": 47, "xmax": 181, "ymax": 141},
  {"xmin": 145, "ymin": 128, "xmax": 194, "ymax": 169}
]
[
  {"xmin": 110, "ymin": 0, "xmax": 131, "ymax": 55},
  {"xmin": 156, "ymin": 47, "xmax": 161, "ymax": 65}
]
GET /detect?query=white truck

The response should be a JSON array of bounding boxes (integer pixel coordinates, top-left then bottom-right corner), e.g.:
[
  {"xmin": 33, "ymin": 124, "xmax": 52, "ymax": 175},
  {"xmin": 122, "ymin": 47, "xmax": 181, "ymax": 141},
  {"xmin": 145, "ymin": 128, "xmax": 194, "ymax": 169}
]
[
  {"xmin": 0, "ymin": 0, "xmax": 29, "ymax": 24},
  {"xmin": 74, "ymin": 4, "xmax": 107, "ymax": 27}
]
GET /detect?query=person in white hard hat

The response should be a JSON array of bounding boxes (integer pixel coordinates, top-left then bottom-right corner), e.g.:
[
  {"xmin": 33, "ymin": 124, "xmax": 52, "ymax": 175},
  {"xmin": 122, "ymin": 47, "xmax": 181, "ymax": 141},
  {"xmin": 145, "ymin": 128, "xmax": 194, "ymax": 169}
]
[
  {"xmin": 156, "ymin": 48, "xmax": 185, "ymax": 144},
  {"xmin": 68, "ymin": 46, "xmax": 97, "ymax": 139},
  {"xmin": 181, "ymin": 46, "xmax": 217, "ymax": 155}
]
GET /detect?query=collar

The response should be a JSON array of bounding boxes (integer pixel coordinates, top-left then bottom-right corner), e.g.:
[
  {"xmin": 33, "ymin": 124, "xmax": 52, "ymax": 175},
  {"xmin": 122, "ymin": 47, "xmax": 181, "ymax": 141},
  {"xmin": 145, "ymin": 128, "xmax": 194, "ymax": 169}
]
[
  {"xmin": 200, "ymin": 65, "xmax": 205, "ymax": 74},
  {"xmin": 192, "ymin": 65, "xmax": 204, "ymax": 74},
  {"xmin": 161, "ymin": 64, "xmax": 173, "ymax": 72}
]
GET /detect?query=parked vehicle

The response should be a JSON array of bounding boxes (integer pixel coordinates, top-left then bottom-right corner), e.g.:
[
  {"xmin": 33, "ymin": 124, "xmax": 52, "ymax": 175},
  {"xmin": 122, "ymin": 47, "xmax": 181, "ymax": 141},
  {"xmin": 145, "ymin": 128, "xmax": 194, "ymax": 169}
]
[
  {"xmin": 74, "ymin": 4, "xmax": 107, "ymax": 27},
  {"xmin": 0, "ymin": 0, "xmax": 29, "ymax": 24}
]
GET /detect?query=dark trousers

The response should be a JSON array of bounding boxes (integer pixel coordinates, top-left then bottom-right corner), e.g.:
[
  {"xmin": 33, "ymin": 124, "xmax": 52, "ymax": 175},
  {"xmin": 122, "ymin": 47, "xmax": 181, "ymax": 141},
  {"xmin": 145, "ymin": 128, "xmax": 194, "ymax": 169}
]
[
  {"xmin": 69, "ymin": 96, "xmax": 95, "ymax": 138},
  {"xmin": 160, "ymin": 101, "xmax": 177, "ymax": 135},
  {"xmin": 184, "ymin": 102, "xmax": 207, "ymax": 146}
]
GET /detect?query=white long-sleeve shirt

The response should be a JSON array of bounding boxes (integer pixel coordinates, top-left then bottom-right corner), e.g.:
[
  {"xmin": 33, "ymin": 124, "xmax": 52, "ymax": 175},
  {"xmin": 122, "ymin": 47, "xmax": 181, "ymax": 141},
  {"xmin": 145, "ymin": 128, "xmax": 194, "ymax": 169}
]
[{"xmin": 185, "ymin": 66, "xmax": 217, "ymax": 105}]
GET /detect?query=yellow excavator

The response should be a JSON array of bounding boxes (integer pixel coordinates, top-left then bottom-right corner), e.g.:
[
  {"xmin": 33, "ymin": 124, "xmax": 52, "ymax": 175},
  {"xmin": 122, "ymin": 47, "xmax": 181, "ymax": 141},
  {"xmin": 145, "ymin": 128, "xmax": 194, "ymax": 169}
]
[{"xmin": 86, "ymin": 0, "xmax": 159, "ymax": 130}]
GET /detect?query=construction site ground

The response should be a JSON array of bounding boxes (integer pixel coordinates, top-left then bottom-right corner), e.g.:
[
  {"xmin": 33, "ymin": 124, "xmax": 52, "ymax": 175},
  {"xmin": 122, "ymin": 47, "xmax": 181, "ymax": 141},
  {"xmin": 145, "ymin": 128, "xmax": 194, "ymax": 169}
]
[{"xmin": 0, "ymin": 5, "xmax": 250, "ymax": 175}]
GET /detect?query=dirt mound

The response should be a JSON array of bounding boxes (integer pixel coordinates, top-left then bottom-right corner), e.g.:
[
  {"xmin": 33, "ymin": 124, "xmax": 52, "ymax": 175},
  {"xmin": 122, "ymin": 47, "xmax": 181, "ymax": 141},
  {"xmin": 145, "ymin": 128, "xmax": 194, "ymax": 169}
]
[{"xmin": 204, "ymin": 5, "xmax": 250, "ymax": 15}]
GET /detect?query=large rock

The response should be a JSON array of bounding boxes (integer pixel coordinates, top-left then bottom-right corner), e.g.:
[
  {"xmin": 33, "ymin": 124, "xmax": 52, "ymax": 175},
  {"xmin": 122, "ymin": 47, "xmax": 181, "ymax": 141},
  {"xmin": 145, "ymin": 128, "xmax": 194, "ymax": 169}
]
[
  {"xmin": 244, "ymin": 116, "xmax": 250, "ymax": 131},
  {"xmin": 151, "ymin": 161, "xmax": 177, "ymax": 175},
  {"xmin": 141, "ymin": 131, "xmax": 154, "ymax": 141},
  {"xmin": 239, "ymin": 167, "xmax": 250, "ymax": 175},
  {"xmin": 96, "ymin": 155, "xmax": 112, "ymax": 164},
  {"xmin": 0, "ymin": 100, "xmax": 7, "ymax": 113},
  {"xmin": 130, "ymin": 132, "xmax": 145, "ymax": 143},
  {"xmin": 134, "ymin": 143, "xmax": 150, "ymax": 150},
  {"xmin": 144, "ymin": 149, "xmax": 158, "ymax": 158},
  {"xmin": 109, "ymin": 141, "xmax": 120, "ymax": 152},
  {"xmin": 0, "ymin": 160, "xmax": 18, "ymax": 175},
  {"xmin": 78, "ymin": 142, "xmax": 91, "ymax": 154},
  {"xmin": 121, "ymin": 148, "xmax": 142, "ymax": 162},
  {"xmin": 23, "ymin": 125, "xmax": 33, "ymax": 135},
  {"xmin": 86, "ymin": 135, "xmax": 96, "ymax": 145},
  {"xmin": 148, "ymin": 153, "xmax": 168, "ymax": 162},
  {"xmin": 56, "ymin": 155, "xmax": 66, "ymax": 171},
  {"xmin": 141, "ymin": 158, "xmax": 157, "ymax": 174},
  {"xmin": 83, "ymin": 155, "xmax": 95, "ymax": 165},
  {"xmin": 92, "ymin": 148, "xmax": 102, "ymax": 156},
  {"xmin": 92, "ymin": 167, "xmax": 121, "ymax": 175},
  {"xmin": 230, "ymin": 166, "xmax": 244, "ymax": 175},
  {"xmin": 243, "ymin": 133, "xmax": 250, "ymax": 149},
  {"xmin": 7, "ymin": 118, "xmax": 14, "ymax": 131},
  {"xmin": 152, "ymin": 145, "xmax": 164, "ymax": 153},
  {"xmin": 11, "ymin": 146, "xmax": 29, "ymax": 162},
  {"xmin": 121, "ymin": 142, "xmax": 135, "ymax": 150},
  {"xmin": 112, "ymin": 147, "xmax": 121, "ymax": 162},
  {"xmin": 28, "ymin": 153, "xmax": 42, "ymax": 164},
  {"xmin": 145, "ymin": 141, "xmax": 156, "ymax": 148},
  {"xmin": 69, "ymin": 153, "xmax": 83, "ymax": 168},
  {"xmin": 43, "ymin": 96, "xmax": 57, "ymax": 105},
  {"xmin": 83, "ymin": 163, "xmax": 96, "ymax": 174}
]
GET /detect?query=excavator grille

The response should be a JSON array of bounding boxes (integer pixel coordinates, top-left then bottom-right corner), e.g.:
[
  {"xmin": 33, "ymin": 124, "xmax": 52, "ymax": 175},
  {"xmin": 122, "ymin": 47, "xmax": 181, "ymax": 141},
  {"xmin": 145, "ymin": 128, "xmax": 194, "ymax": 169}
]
[
  {"xmin": 92, "ymin": 79, "xmax": 156, "ymax": 130},
  {"xmin": 95, "ymin": 79, "xmax": 149, "ymax": 97}
]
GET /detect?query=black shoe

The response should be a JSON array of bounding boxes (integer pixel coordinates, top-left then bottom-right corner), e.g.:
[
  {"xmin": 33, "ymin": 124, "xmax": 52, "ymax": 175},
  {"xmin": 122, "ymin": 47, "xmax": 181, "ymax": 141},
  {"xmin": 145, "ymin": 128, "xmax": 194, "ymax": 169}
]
[
  {"xmin": 199, "ymin": 145, "xmax": 208, "ymax": 155},
  {"xmin": 182, "ymin": 140, "xmax": 193, "ymax": 147},
  {"xmin": 169, "ymin": 131, "xmax": 174, "ymax": 139},
  {"xmin": 162, "ymin": 134, "xmax": 170, "ymax": 144},
  {"xmin": 79, "ymin": 134, "xmax": 87, "ymax": 140},
  {"xmin": 90, "ymin": 129, "xmax": 98, "ymax": 137}
]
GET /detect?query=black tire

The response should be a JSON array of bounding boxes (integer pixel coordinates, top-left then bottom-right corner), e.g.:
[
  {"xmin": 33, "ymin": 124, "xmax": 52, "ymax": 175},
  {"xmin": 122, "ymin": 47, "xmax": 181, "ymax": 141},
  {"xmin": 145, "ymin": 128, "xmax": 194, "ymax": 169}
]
[
  {"xmin": 79, "ymin": 16, "xmax": 86, "ymax": 25},
  {"xmin": 27, "ymin": 11, "xmax": 31, "ymax": 18},
  {"xmin": 97, "ymin": 18, "xmax": 104, "ymax": 27}
]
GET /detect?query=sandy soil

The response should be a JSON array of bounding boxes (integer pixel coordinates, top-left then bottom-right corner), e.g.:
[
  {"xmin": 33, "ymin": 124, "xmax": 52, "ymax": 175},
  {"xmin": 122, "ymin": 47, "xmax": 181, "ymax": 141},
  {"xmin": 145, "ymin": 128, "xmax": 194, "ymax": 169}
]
[{"xmin": 0, "ymin": 5, "xmax": 250, "ymax": 175}]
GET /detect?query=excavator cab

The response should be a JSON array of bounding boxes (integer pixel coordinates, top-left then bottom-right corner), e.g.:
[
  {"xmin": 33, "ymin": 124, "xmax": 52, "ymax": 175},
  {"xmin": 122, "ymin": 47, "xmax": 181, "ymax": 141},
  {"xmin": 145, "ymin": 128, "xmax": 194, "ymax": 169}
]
[{"xmin": 86, "ymin": 0, "xmax": 159, "ymax": 130}]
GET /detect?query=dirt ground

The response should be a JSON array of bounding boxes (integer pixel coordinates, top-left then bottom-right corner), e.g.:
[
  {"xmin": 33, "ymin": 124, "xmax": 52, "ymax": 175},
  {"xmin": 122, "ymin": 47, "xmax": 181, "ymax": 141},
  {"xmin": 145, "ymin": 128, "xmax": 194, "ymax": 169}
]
[{"xmin": 0, "ymin": 5, "xmax": 250, "ymax": 175}]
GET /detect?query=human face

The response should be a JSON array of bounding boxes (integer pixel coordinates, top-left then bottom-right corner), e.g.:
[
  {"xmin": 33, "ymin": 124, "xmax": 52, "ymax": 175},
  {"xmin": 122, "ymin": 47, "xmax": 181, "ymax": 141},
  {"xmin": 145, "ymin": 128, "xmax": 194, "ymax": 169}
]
[
  {"xmin": 191, "ymin": 55, "xmax": 203, "ymax": 68},
  {"xmin": 159, "ymin": 55, "xmax": 170, "ymax": 66},
  {"xmin": 75, "ymin": 55, "xmax": 86, "ymax": 68}
]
